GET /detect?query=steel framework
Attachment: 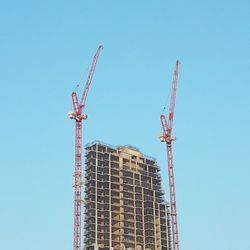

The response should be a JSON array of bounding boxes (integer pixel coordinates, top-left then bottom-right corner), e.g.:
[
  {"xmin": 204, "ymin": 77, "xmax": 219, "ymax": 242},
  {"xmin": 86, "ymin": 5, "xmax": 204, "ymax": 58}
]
[
  {"xmin": 160, "ymin": 60, "xmax": 180, "ymax": 250},
  {"xmin": 68, "ymin": 45, "xmax": 103, "ymax": 250}
]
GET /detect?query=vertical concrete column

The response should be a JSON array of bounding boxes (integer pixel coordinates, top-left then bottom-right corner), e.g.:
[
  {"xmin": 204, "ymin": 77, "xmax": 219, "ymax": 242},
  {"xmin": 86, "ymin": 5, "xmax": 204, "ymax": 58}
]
[
  {"xmin": 95, "ymin": 146, "xmax": 98, "ymax": 246},
  {"xmin": 109, "ymin": 153, "xmax": 112, "ymax": 248}
]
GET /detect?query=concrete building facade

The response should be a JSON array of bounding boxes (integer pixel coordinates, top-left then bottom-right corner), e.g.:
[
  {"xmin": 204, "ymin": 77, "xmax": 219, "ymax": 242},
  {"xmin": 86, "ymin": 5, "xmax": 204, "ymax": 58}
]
[{"xmin": 84, "ymin": 141, "xmax": 171, "ymax": 250}]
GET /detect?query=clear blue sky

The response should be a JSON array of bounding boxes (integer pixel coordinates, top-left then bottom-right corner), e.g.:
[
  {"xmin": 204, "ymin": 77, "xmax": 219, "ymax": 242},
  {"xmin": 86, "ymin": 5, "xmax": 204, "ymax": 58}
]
[{"xmin": 0, "ymin": 1, "xmax": 249, "ymax": 249}]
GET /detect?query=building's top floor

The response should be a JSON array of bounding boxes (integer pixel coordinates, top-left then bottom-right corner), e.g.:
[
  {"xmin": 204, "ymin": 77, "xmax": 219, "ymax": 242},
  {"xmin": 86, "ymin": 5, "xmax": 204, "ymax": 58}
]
[{"xmin": 85, "ymin": 140, "xmax": 158, "ymax": 168}]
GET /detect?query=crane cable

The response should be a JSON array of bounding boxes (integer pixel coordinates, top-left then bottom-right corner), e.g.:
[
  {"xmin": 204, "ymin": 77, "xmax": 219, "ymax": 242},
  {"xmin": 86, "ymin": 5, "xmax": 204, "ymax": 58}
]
[{"xmin": 161, "ymin": 71, "xmax": 172, "ymax": 115}]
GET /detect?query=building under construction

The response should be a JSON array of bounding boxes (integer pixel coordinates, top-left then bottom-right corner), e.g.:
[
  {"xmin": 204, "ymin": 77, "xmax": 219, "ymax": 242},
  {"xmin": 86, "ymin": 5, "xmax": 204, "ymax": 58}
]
[{"xmin": 84, "ymin": 141, "xmax": 171, "ymax": 250}]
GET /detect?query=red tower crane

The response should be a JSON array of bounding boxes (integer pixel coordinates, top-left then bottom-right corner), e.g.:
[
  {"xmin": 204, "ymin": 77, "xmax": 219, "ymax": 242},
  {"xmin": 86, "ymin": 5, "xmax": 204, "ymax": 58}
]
[
  {"xmin": 160, "ymin": 60, "xmax": 180, "ymax": 250},
  {"xmin": 68, "ymin": 45, "xmax": 103, "ymax": 250}
]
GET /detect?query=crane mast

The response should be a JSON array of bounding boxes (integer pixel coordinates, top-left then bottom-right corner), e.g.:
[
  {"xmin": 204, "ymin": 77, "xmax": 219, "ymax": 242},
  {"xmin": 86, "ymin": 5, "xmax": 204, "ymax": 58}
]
[
  {"xmin": 68, "ymin": 45, "xmax": 103, "ymax": 250},
  {"xmin": 160, "ymin": 60, "xmax": 180, "ymax": 250}
]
